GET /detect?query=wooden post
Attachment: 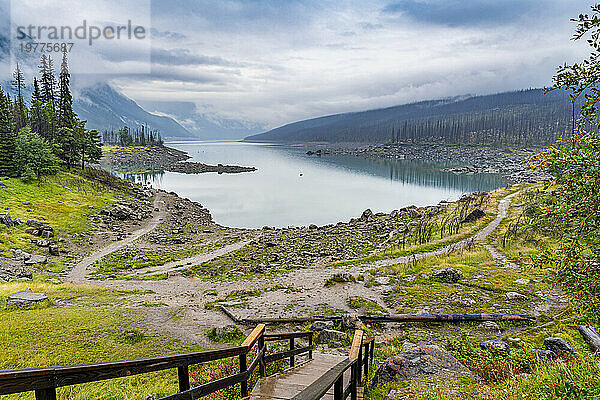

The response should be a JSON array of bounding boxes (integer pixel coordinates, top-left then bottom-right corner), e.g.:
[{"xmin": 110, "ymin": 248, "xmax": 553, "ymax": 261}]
[
  {"xmin": 177, "ymin": 365, "xmax": 190, "ymax": 392},
  {"xmin": 35, "ymin": 389, "xmax": 57, "ymax": 400},
  {"xmin": 308, "ymin": 334, "xmax": 313, "ymax": 359},
  {"xmin": 363, "ymin": 343, "xmax": 369, "ymax": 377},
  {"xmin": 240, "ymin": 353, "xmax": 248, "ymax": 397},
  {"xmin": 289, "ymin": 337, "xmax": 295, "ymax": 367},
  {"xmin": 357, "ymin": 342, "xmax": 363, "ymax": 384},
  {"xmin": 334, "ymin": 375, "xmax": 343, "ymax": 400},
  {"xmin": 350, "ymin": 362, "xmax": 357, "ymax": 400},
  {"xmin": 370, "ymin": 340, "xmax": 375, "ymax": 363},
  {"xmin": 259, "ymin": 336, "xmax": 266, "ymax": 377}
]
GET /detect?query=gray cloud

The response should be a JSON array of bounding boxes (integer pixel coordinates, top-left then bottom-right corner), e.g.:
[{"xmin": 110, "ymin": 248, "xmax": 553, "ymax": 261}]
[{"xmin": 151, "ymin": 48, "xmax": 245, "ymax": 67}]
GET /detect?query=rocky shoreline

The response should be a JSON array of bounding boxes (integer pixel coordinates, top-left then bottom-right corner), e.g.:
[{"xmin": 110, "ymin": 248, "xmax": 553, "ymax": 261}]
[
  {"xmin": 100, "ymin": 144, "xmax": 257, "ymax": 175},
  {"xmin": 305, "ymin": 143, "xmax": 552, "ymax": 183},
  {"xmin": 165, "ymin": 162, "xmax": 257, "ymax": 174}
]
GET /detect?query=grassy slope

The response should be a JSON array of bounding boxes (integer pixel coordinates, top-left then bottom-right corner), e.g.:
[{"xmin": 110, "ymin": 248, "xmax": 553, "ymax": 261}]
[
  {"xmin": 0, "ymin": 170, "xmax": 130, "ymax": 272},
  {"xmin": 0, "ymin": 280, "xmax": 201, "ymax": 400},
  {"xmin": 363, "ymin": 185, "xmax": 600, "ymax": 400}
]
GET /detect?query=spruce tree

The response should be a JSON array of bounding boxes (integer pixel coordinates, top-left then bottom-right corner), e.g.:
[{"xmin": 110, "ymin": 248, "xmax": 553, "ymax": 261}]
[
  {"xmin": 30, "ymin": 78, "xmax": 45, "ymax": 137},
  {"xmin": 39, "ymin": 55, "xmax": 56, "ymax": 104},
  {"xmin": 11, "ymin": 63, "xmax": 27, "ymax": 131},
  {"xmin": 0, "ymin": 89, "xmax": 16, "ymax": 176},
  {"xmin": 57, "ymin": 51, "xmax": 74, "ymax": 129}
]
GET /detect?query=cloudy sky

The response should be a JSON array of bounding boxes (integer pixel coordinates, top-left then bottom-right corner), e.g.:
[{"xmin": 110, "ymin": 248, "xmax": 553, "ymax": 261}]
[{"xmin": 4, "ymin": 0, "xmax": 593, "ymax": 128}]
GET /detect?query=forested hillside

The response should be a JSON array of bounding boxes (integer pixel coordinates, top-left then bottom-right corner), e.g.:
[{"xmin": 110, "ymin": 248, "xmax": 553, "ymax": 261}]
[{"xmin": 246, "ymin": 89, "xmax": 576, "ymax": 145}]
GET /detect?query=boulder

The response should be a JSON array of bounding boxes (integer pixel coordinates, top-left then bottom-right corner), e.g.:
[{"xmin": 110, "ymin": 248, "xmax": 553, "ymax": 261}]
[
  {"xmin": 341, "ymin": 313, "xmax": 364, "ymax": 330},
  {"xmin": 372, "ymin": 344, "xmax": 473, "ymax": 386},
  {"xmin": 480, "ymin": 340, "xmax": 511, "ymax": 354},
  {"xmin": 11, "ymin": 249, "xmax": 31, "ymax": 261},
  {"xmin": 408, "ymin": 209, "xmax": 422, "ymax": 219},
  {"xmin": 26, "ymin": 220, "xmax": 53, "ymax": 237},
  {"xmin": 24, "ymin": 255, "xmax": 47, "ymax": 265},
  {"xmin": 317, "ymin": 329, "xmax": 347, "ymax": 344},
  {"xmin": 431, "ymin": 268, "xmax": 463, "ymax": 283},
  {"xmin": 535, "ymin": 349, "xmax": 558, "ymax": 360},
  {"xmin": 0, "ymin": 212, "xmax": 13, "ymax": 227},
  {"xmin": 513, "ymin": 278, "xmax": 531, "ymax": 285},
  {"xmin": 7, "ymin": 292, "xmax": 48, "ymax": 308},
  {"xmin": 505, "ymin": 292, "xmax": 527, "ymax": 300},
  {"xmin": 110, "ymin": 204, "xmax": 134, "ymax": 220},
  {"xmin": 543, "ymin": 337, "xmax": 575, "ymax": 357},
  {"xmin": 49, "ymin": 245, "xmax": 60, "ymax": 256},
  {"xmin": 462, "ymin": 209, "xmax": 485, "ymax": 223},
  {"xmin": 479, "ymin": 321, "xmax": 501, "ymax": 333},
  {"xmin": 360, "ymin": 209, "xmax": 374, "ymax": 221},
  {"xmin": 212, "ymin": 324, "xmax": 241, "ymax": 340},
  {"xmin": 310, "ymin": 320, "xmax": 334, "ymax": 331}
]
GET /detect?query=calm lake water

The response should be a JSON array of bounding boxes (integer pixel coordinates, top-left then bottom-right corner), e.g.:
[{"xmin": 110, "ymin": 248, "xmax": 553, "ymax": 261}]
[{"xmin": 123, "ymin": 141, "xmax": 508, "ymax": 229}]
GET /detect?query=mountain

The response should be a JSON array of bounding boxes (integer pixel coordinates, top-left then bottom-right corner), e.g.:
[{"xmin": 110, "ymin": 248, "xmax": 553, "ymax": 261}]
[
  {"xmin": 73, "ymin": 84, "xmax": 193, "ymax": 139},
  {"xmin": 245, "ymin": 89, "xmax": 575, "ymax": 146},
  {"xmin": 137, "ymin": 100, "xmax": 264, "ymax": 140}
]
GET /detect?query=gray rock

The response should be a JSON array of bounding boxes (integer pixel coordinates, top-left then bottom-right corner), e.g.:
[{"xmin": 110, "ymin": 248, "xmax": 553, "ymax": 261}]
[
  {"xmin": 310, "ymin": 320, "xmax": 334, "ymax": 331},
  {"xmin": 505, "ymin": 292, "xmax": 527, "ymax": 300},
  {"xmin": 479, "ymin": 321, "xmax": 501, "ymax": 333},
  {"xmin": 213, "ymin": 324, "xmax": 239, "ymax": 337},
  {"xmin": 372, "ymin": 344, "xmax": 473, "ymax": 386},
  {"xmin": 361, "ymin": 209, "xmax": 374, "ymax": 221},
  {"xmin": 7, "ymin": 292, "xmax": 48, "ymax": 308},
  {"xmin": 49, "ymin": 245, "xmax": 60, "ymax": 256},
  {"xmin": 480, "ymin": 340, "xmax": 511, "ymax": 354},
  {"xmin": 0, "ymin": 259, "xmax": 32, "ymax": 282},
  {"xmin": 513, "ymin": 278, "xmax": 531, "ymax": 285},
  {"xmin": 431, "ymin": 268, "xmax": 463, "ymax": 283},
  {"xmin": 36, "ymin": 239, "xmax": 50, "ymax": 247},
  {"xmin": 535, "ymin": 349, "xmax": 558, "ymax": 360},
  {"xmin": 543, "ymin": 337, "xmax": 575, "ymax": 356},
  {"xmin": 0, "ymin": 212, "xmax": 13, "ymax": 227},
  {"xmin": 317, "ymin": 329, "xmax": 347, "ymax": 344},
  {"xmin": 11, "ymin": 249, "xmax": 31, "ymax": 261},
  {"xmin": 110, "ymin": 204, "xmax": 134, "ymax": 220},
  {"xmin": 462, "ymin": 208, "xmax": 485, "ymax": 223},
  {"xmin": 408, "ymin": 209, "xmax": 421, "ymax": 219},
  {"xmin": 24, "ymin": 255, "xmax": 47, "ymax": 265},
  {"xmin": 341, "ymin": 313, "xmax": 364, "ymax": 330}
]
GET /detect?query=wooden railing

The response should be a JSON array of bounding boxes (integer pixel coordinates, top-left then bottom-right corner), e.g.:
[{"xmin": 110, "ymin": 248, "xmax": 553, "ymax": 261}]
[
  {"xmin": 0, "ymin": 324, "xmax": 315, "ymax": 400},
  {"xmin": 291, "ymin": 330, "xmax": 375, "ymax": 400}
]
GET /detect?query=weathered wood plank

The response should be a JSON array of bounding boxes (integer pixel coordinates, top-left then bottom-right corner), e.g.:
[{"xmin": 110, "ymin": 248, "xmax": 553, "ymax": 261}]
[
  {"xmin": 349, "ymin": 331, "xmax": 363, "ymax": 360},
  {"xmin": 222, "ymin": 311, "xmax": 536, "ymax": 325},
  {"xmin": 242, "ymin": 324, "xmax": 266, "ymax": 349},
  {"xmin": 578, "ymin": 325, "xmax": 600, "ymax": 353}
]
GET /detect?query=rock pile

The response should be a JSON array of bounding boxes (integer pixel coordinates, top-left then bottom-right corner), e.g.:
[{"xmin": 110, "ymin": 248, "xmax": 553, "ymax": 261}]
[{"xmin": 25, "ymin": 220, "xmax": 54, "ymax": 238}]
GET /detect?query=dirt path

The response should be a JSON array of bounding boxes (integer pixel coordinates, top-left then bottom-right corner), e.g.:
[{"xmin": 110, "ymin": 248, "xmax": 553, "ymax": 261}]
[
  {"xmin": 68, "ymin": 190, "xmax": 523, "ymax": 345},
  {"xmin": 367, "ymin": 190, "xmax": 521, "ymax": 268},
  {"xmin": 127, "ymin": 238, "xmax": 258, "ymax": 277},
  {"xmin": 67, "ymin": 193, "xmax": 168, "ymax": 282}
]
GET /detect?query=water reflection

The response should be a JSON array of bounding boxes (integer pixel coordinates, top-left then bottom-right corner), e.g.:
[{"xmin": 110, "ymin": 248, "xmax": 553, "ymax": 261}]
[{"xmin": 111, "ymin": 141, "xmax": 508, "ymax": 228}]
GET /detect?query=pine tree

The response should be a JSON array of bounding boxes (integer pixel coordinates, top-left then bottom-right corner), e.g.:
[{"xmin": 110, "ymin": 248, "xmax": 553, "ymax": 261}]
[
  {"xmin": 57, "ymin": 51, "xmax": 74, "ymax": 129},
  {"xmin": 39, "ymin": 55, "xmax": 56, "ymax": 104},
  {"xmin": 11, "ymin": 63, "xmax": 27, "ymax": 131},
  {"xmin": 30, "ymin": 78, "xmax": 45, "ymax": 136},
  {"xmin": 0, "ymin": 89, "xmax": 16, "ymax": 176}
]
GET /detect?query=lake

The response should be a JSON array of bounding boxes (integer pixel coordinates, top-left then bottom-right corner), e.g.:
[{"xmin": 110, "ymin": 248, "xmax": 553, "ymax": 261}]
[{"xmin": 123, "ymin": 141, "xmax": 508, "ymax": 229}]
